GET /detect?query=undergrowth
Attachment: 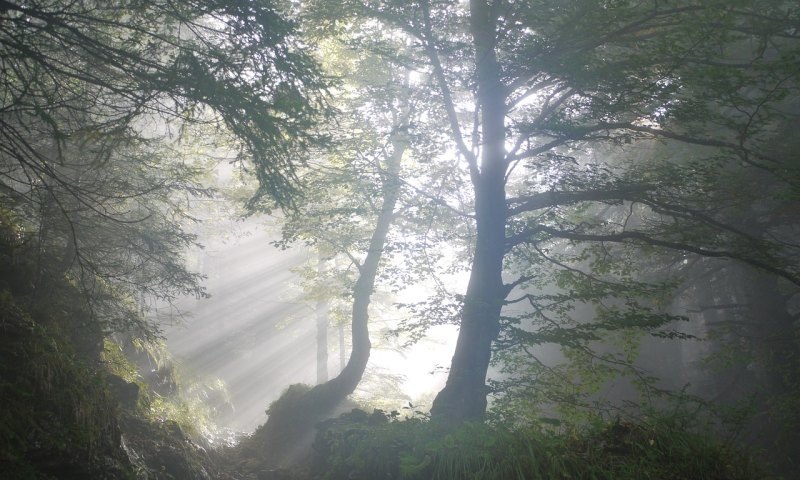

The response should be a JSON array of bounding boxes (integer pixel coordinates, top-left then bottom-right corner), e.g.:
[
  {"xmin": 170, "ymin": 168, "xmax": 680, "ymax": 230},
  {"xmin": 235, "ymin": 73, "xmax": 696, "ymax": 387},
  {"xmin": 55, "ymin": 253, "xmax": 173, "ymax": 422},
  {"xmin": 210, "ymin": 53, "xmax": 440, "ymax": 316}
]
[
  {"xmin": 102, "ymin": 337, "xmax": 232, "ymax": 439},
  {"xmin": 312, "ymin": 409, "xmax": 765, "ymax": 480},
  {"xmin": 0, "ymin": 291, "xmax": 130, "ymax": 479}
]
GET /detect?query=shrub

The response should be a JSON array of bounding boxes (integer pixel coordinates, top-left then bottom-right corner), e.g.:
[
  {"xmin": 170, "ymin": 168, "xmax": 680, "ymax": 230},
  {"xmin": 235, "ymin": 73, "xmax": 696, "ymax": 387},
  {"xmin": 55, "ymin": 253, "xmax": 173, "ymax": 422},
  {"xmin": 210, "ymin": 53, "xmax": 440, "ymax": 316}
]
[{"xmin": 312, "ymin": 411, "xmax": 764, "ymax": 480}]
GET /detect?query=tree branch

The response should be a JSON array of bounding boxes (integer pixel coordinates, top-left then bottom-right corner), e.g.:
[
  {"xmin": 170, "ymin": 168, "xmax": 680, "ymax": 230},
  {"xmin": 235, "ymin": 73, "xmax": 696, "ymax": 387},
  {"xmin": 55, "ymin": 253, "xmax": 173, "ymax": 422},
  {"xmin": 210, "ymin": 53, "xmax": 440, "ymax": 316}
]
[
  {"xmin": 506, "ymin": 185, "xmax": 652, "ymax": 217},
  {"xmin": 535, "ymin": 224, "xmax": 800, "ymax": 286},
  {"xmin": 419, "ymin": 0, "xmax": 478, "ymax": 178}
]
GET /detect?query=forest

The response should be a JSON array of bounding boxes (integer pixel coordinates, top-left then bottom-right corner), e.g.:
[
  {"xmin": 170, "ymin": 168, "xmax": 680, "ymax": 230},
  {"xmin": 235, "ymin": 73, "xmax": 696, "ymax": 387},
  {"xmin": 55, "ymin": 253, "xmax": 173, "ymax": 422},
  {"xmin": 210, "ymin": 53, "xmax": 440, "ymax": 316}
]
[{"xmin": 1, "ymin": 0, "xmax": 799, "ymax": 479}]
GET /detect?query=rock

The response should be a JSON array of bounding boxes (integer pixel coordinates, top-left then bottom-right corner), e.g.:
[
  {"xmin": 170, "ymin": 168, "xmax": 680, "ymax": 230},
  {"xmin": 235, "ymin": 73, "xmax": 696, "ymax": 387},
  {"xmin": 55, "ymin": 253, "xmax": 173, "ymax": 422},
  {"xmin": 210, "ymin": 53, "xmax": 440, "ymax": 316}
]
[
  {"xmin": 118, "ymin": 414, "xmax": 218, "ymax": 479},
  {"xmin": 107, "ymin": 374, "xmax": 140, "ymax": 411}
]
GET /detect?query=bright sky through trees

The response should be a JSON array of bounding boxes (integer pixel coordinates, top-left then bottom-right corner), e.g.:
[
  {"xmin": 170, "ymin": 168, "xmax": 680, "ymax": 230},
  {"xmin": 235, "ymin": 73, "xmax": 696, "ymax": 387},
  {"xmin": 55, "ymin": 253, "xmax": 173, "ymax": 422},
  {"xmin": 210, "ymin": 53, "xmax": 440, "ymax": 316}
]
[
  {"xmin": 164, "ymin": 211, "xmax": 467, "ymax": 431},
  {"xmin": 3, "ymin": 1, "xmax": 799, "ymax": 476}
]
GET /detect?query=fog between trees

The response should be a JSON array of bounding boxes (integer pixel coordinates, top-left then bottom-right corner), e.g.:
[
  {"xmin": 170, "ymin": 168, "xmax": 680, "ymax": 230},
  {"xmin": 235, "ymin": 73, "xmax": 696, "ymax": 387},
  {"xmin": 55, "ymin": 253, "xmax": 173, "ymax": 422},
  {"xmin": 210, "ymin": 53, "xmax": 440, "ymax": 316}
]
[{"xmin": 1, "ymin": 0, "xmax": 799, "ymax": 478}]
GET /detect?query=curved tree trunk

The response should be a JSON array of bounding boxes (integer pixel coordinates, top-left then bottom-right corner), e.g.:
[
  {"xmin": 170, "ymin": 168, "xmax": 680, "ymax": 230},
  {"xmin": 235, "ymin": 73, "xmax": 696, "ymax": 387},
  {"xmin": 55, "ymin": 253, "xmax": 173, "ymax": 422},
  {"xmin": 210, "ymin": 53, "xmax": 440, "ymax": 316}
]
[{"xmin": 255, "ymin": 128, "xmax": 408, "ymax": 467}]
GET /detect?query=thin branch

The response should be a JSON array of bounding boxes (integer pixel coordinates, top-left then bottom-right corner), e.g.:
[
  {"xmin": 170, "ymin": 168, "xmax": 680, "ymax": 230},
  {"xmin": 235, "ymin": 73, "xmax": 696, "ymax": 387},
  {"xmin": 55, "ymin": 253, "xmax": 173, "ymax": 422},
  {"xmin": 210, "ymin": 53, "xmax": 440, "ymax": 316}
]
[
  {"xmin": 535, "ymin": 224, "xmax": 800, "ymax": 286},
  {"xmin": 506, "ymin": 185, "xmax": 652, "ymax": 218},
  {"xmin": 418, "ymin": 0, "xmax": 478, "ymax": 177}
]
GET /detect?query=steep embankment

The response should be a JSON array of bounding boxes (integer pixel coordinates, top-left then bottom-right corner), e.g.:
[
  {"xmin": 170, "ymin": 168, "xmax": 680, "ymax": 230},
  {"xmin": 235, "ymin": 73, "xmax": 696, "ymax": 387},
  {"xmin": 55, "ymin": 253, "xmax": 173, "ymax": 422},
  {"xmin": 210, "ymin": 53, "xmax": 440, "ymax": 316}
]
[{"xmin": 0, "ymin": 220, "xmax": 221, "ymax": 479}]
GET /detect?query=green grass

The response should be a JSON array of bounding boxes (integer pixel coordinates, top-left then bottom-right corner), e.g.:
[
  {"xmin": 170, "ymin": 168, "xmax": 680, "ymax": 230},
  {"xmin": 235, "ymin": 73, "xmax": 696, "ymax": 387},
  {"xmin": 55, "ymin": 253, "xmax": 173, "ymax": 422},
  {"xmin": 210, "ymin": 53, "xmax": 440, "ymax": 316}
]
[{"xmin": 312, "ymin": 411, "xmax": 765, "ymax": 480}]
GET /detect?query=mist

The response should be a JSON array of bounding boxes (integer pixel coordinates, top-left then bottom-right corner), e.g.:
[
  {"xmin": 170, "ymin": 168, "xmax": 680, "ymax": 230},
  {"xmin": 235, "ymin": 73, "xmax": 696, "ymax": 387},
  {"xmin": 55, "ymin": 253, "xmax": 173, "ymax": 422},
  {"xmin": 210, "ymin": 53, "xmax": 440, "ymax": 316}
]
[{"xmin": 2, "ymin": 1, "xmax": 798, "ymax": 479}]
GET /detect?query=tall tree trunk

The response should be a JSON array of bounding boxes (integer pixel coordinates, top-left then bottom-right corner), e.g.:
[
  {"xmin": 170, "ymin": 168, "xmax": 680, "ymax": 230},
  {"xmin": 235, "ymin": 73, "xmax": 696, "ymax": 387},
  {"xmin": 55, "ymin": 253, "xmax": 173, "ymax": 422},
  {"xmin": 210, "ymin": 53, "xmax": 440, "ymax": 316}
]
[
  {"xmin": 339, "ymin": 317, "xmax": 346, "ymax": 372},
  {"xmin": 255, "ymin": 130, "xmax": 408, "ymax": 466},
  {"xmin": 316, "ymin": 257, "xmax": 328, "ymax": 384},
  {"xmin": 431, "ymin": 0, "xmax": 508, "ymax": 423},
  {"xmin": 740, "ymin": 269, "xmax": 800, "ymax": 476}
]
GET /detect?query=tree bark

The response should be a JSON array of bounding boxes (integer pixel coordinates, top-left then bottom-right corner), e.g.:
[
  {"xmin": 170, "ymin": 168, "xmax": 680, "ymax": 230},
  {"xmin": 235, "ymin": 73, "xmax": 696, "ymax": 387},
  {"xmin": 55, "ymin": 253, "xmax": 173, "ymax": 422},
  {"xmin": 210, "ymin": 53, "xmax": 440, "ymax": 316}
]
[
  {"xmin": 316, "ymin": 257, "xmax": 328, "ymax": 384},
  {"xmin": 430, "ymin": 0, "xmax": 509, "ymax": 423},
  {"xmin": 256, "ymin": 128, "xmax": 407, "ymax": 466},
  {"xmin": 307, "ymin": 129, "xmax": 405, "ymax": 404}
]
